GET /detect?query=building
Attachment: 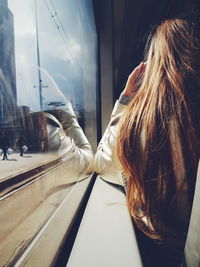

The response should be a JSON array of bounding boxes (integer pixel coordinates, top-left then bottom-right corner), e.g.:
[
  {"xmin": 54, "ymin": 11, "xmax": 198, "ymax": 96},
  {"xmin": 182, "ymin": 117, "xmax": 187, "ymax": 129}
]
[{"xmin": 0, "ymin": 0, "xmax": 17, "ymax": 124}]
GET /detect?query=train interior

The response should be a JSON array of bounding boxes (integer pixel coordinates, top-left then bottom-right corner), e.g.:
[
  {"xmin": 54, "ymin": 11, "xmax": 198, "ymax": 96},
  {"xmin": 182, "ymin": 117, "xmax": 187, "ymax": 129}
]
[{"xmin": 0, "ymin": 0, "xmax": 200, "ymax": 266}]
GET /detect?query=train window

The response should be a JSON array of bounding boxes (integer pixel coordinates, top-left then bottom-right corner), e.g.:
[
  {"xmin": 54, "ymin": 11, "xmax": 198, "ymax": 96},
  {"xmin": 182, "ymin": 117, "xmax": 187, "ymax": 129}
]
[{"xmin": 0, "ymin": 0, "xmax": 97, "ymax": 265}]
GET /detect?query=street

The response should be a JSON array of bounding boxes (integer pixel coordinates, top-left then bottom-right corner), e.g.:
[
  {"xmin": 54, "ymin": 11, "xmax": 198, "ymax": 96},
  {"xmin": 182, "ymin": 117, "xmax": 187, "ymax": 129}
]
[{"xmin": 0, "ymin": 152, "xmax": 58, "ymax": 181}]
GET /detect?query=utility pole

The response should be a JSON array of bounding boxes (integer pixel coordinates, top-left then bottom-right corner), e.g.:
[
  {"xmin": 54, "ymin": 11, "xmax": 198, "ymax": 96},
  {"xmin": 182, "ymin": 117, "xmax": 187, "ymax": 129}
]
[{"xmin": 34, "ymin": 0, "xmax": 43, "ymax": 110}]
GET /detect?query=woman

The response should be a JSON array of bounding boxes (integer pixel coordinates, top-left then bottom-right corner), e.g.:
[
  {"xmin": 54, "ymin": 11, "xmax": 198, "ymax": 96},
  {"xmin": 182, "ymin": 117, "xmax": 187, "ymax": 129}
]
[
  {"xmin": 17, "ymin": 100, "xmax": 93, "ymax": 178},
  {"xmin": 95, "ymin": 16, "xmax": 200, "ymax": 266}
]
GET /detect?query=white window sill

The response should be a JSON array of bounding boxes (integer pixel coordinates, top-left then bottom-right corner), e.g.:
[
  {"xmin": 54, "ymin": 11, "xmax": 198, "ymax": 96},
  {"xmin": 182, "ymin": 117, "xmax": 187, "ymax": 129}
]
[{"xmin": 67, "ymin": 177, "xmax": 143, "ymax": 267}]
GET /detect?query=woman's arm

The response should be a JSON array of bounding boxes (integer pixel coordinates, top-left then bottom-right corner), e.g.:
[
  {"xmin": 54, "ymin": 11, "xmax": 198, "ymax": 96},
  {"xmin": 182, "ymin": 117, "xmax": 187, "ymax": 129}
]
[
  {"xmin": 94, "ymin": 62, "xmax": 145, "ymax": 185},
  {"xmin": 45, "ymin": 102, "xmax": 94, "ymax": 177},
  {"xmin": 94, "ymin": 98, "xmax": 128, "ymax": 185}
]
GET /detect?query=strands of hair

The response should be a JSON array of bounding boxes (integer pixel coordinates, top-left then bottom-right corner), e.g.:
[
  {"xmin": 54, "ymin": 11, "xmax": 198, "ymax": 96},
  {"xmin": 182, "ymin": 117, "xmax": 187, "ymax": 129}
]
[{"xmin": 117, "ymin": 17, "xmax": 200, "ymax": 245}]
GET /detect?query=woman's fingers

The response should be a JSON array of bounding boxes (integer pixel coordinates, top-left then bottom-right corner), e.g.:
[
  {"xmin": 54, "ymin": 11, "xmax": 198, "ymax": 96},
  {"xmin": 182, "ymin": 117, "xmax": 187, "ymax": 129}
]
[
  {"xmin": 123, "ymin": 62, "xmax": 146, "ymax": 96},
  {"xmin": 130, "ymin": 62, "xmax": 145, "ymax": 78}
]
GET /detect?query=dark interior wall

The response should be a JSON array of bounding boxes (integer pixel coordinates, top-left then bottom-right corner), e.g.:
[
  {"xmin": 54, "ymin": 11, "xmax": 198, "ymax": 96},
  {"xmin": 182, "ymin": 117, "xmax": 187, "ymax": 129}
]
[
  {"xmin": 93, "ymin": 0, "xmax": 199, "ymax": 101},
  {"xmin": 92, "ymin": 0, "xmax": 200, "ymax": 135},
  {"xmin": 113, "ymin": 0, "xmax": 198, "ymax": 100},
  {"xmin": 92, "ymin": 0, "xmax": 114, "ymax": 132}
]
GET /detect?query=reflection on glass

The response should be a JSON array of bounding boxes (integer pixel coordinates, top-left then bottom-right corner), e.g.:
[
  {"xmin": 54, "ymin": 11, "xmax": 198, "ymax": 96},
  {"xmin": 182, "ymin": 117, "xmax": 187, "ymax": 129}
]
[{"xmin": 0, "ymin": 0, "xmax": 97, "ymax": 265}]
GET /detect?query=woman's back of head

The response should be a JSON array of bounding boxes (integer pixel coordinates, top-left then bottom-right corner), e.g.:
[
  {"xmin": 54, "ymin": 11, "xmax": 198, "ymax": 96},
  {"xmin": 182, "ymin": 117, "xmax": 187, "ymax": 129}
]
[{"xmin": 117, "ymin": 15, "xmax": 200, "ymax": 245}]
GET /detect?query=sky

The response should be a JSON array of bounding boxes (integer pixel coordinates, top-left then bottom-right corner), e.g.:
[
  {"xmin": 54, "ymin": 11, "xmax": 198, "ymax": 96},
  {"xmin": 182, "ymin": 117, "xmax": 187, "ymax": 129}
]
[{"xmin": 7, "ymin": 0, "xmax": 97, "ymax": 112}]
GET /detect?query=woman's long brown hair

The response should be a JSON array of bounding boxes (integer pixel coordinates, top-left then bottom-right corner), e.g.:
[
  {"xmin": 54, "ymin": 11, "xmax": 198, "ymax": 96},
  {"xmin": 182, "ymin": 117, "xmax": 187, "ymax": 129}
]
[{"xmin": 117, "ymin": 18, "xmax": 200, "ymax": 242}]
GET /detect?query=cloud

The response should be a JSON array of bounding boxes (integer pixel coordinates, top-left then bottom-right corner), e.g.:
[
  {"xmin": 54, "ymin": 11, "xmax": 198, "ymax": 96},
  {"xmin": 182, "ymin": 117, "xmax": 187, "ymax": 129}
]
[
  {"xmin": 8, "ymin": 0, "xmax": 35, "ymax": 36},
  {"xmin": 53, "ymin": 74, "xmax": 67, "ymax": 81},
  {"xmin": 8, "ymin": 0, "xmax": 98, "ymax": 113}
]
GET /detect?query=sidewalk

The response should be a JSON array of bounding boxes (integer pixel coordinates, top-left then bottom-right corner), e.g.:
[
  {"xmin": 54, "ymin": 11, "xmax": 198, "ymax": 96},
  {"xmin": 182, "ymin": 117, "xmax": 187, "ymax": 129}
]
[{"xmin": 0, "ymin": 152, "xmax": 58, "ymax": 182}]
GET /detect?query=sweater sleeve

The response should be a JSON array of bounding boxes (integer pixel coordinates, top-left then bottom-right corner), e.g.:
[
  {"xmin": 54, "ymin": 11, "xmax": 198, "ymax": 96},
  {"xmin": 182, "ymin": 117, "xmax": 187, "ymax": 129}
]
[
  {"xmin": 45, "ymin": 102, "xmax": 94, "ymax": 178},
  {"xmin": 94, "ymin": 100, "xmax": 128, "ymax": 185}
]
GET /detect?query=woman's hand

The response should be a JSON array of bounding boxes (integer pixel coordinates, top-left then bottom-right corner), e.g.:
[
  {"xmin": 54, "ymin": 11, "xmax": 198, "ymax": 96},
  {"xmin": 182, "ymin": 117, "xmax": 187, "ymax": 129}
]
[{"xmin": 122, "ymin": 62, "xmax": 146, "ymax": 96}]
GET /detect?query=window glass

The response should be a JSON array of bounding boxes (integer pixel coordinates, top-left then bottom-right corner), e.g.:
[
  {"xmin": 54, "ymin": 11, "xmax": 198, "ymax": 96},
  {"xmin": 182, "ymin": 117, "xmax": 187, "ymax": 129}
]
[{"xmin": 0, "ymin": 0, "xmax": 97, "ymax": 265}]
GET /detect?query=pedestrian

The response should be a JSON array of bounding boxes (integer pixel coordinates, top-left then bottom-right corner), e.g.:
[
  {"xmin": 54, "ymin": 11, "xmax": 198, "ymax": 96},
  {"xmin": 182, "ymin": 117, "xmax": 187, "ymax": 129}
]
[
  {"xmin": 1, "ymin": 134, "xmax": 9, "ymax": 160},
  {"xmin": 17, "ymin": 135, "xmax": 25, "ymax": 157}
]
